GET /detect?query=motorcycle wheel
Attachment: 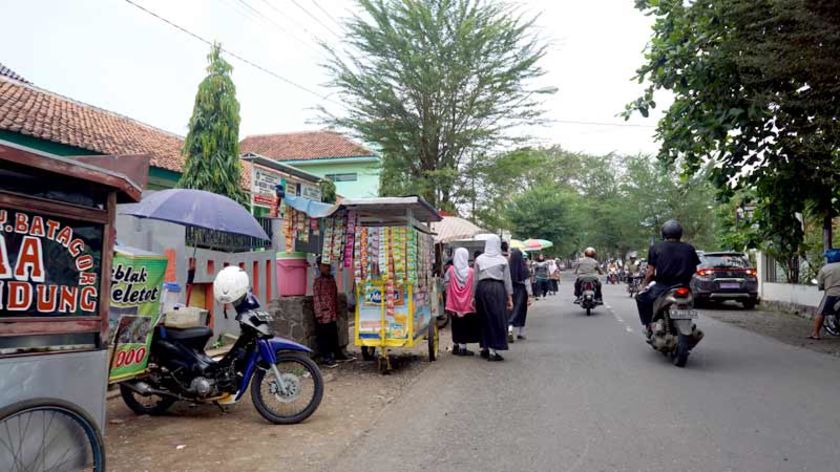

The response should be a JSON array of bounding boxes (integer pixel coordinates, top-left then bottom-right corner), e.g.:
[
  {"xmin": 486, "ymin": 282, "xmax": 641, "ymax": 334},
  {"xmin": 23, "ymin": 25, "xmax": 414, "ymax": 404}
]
[
  {"xmin": 251, "ymin": 352, "xmax": 324, "ymax": 425},
  {"xmin": 586, "ymin": 307, "xmax": 591, "ymax": 317},
  {"xmin": 672, "ymin": 335, "xmax": 690, "ymax": 367},
  {"xmin": 824, "ymin": 315, "xmax": 840, "ymax": 336},
  {"xmin": 119, "ymin": 383, "xmax": 175, "ymax": 416}
]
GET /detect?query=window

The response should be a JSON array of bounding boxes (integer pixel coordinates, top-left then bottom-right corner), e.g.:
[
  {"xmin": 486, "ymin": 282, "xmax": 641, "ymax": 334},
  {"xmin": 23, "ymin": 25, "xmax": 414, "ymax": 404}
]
[{"xmin": 325, "ymin": 173, "xmax": 358, "ymax": 182}]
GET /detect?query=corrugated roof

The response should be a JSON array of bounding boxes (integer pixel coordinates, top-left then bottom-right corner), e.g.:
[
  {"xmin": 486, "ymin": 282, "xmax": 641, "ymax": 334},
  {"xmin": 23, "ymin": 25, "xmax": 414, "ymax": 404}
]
[{"xmin": 430, "ymin": 216, "xmax": 486, "ymax": 243}]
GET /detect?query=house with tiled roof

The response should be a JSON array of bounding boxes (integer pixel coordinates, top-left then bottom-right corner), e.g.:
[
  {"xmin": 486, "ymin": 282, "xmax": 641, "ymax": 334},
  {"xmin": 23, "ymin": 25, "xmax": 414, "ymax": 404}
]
[
  {"xmin": 0, "ymin": 65, "xmax": 184, "ymax": 189},
  {"xmin": 240, "ymin": 130, "xmax": 380, "ymax": 198}
]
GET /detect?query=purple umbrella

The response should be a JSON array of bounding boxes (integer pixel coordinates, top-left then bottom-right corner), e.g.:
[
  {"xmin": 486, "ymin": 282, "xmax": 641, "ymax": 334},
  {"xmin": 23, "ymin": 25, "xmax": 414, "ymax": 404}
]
[{"xmin": 120, "ymin": 189, "xmax": 269, "ymax": 240}]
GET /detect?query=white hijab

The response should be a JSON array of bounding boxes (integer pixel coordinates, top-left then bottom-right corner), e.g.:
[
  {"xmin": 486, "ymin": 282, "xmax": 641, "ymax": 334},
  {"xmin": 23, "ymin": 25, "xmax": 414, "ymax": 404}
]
[
  {"xmin": 477, "ymin": 234, "xmax": 508, "ymax": 269},
  {"xmin": 452, "ymin": 247, "xmax": 470, "ymax": 286}
]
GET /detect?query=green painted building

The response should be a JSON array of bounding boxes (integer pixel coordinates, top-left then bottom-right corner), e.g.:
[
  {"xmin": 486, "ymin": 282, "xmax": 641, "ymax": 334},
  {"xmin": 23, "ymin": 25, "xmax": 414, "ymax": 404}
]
[{"xmin": 240, "ymin": 130, "xmax": 381, "ymax": 199}]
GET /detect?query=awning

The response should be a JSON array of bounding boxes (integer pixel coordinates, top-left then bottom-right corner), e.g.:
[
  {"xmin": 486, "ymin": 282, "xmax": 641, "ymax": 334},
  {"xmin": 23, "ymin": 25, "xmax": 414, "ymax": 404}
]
[{"xmin": 431, "ymin": 216, "xmax": 485, "ymax": 243}]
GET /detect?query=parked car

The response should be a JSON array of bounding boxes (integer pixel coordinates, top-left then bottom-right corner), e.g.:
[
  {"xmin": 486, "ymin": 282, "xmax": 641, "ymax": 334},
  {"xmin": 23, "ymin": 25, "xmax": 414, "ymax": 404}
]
[{"xmin": 690, "ymin": 251, "xmax": 759, "ymax": 309}]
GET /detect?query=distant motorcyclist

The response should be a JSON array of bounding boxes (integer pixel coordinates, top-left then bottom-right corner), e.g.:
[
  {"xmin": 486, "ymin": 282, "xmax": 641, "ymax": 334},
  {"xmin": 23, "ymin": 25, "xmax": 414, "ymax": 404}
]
[
  {"xmin": 636, "ymin": 220, "xmax": 701, "ymax": 333},
  {"xmin": 574, "ymin": 247, "xmax": 604, "ymax": 301},
  {"xmin": 626, "ymin": 252, "xmax": 641, "ymax": 279}
]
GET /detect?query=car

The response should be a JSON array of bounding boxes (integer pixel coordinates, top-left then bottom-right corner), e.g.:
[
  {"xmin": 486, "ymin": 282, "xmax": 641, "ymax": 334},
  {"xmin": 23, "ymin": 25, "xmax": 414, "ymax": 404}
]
[{"xmin": 690, "ymin": 251, "xmax": 759, "ymax": 309}]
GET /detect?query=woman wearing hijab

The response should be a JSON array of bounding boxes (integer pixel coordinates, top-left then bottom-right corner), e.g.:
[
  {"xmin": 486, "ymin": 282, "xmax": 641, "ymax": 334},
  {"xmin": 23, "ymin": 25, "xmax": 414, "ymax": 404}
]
[
  {"xmin": 508, "ymin": 248, "xmax": 533, "ymax": 341},
  {"xmin": 547, "ymin": 257, "xmax": 560, "ymax": 295},
  {"xmin": 445, "ymin": 247, "xmax": 481, "ymax": 356},
  {"xmin": 472, "ymin": 235, "xmax": 514, "ymax": 361}
]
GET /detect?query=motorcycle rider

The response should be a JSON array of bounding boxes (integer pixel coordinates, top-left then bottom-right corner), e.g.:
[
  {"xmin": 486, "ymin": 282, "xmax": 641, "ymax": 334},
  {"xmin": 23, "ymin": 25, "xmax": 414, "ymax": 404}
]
[
  {"xmin": 626, "ymin": 252, "xmax": 641, "ymax": 280},
  {"xmin": 574, "ymin": 247, "xmax": 603, "ymax": 302},
  {"xmin": 636, "ymin": 220, "xmax": 701, "ymax": 333}
]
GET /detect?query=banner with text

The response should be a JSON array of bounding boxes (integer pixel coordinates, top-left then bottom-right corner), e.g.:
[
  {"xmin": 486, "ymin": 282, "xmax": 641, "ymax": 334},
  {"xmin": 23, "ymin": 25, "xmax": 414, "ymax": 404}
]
[{"xmin": 108, "ymin": 251, "xmax": 167, "ymax": 383}]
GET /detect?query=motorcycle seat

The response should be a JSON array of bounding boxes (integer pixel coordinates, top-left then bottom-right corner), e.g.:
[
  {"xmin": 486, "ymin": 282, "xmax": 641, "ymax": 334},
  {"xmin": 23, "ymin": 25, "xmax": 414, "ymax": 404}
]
[{"xmin": 161, "ymin": 325, "xmax": 213, "ymax": 341}]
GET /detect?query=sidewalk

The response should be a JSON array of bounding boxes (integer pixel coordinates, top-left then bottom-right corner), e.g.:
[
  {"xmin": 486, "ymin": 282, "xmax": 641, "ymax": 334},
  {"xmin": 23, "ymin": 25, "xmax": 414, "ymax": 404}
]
[
  {"xmin": 105, "ymin": 328, "xmax": 451, "ymax": 472},
  {"xmin": 701, "ymin": 303, "xmax": 840, "ymax": 358}
]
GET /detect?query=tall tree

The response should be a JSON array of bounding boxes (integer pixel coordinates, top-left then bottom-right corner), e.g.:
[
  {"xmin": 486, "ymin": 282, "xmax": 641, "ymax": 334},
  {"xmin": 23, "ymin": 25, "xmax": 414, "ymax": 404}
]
[
  {"xmin": 179, "ymin": 43, "xmax": 247, "ymax": 206},
  {"xmin": 627, "ymin": 0, "xmax": 840, "ymax": 264},
  {"xmin": 323, "ymin": 0, "xmax": 551, "ymax": 209}
]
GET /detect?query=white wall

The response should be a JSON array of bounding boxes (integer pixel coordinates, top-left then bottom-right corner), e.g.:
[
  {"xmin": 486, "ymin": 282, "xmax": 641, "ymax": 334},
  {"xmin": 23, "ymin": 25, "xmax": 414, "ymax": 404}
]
[{"xmin": 756, "ymin": 251, "xmax": 822, "ymax": 310}]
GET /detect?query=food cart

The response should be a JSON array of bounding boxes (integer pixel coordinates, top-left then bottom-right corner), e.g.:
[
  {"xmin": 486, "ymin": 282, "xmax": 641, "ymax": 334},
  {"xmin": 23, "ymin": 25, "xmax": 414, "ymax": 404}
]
[
  {"xmin": 0, "ymin": 142, "xmax": 146, "ymax": 472},
  {"xmin": 337, "ymin": 198, "xmax": 441, "ymax": 374}
]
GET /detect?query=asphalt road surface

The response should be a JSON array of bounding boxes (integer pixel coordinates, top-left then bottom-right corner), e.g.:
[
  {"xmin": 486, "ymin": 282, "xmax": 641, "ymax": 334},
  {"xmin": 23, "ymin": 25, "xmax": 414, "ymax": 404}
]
[{"xmin": 327, "ymin": 279, "xmax": 840, "ymax": 472}]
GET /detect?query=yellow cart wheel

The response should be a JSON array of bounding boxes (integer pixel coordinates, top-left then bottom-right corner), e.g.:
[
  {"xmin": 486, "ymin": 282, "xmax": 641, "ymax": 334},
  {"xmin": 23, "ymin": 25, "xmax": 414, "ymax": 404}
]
[
  {"xmin": 427, "ymin": 321, "xmax": 439, "ymax": 362},
  {"xmin": 378, "ymin": 350, "xmax": 392, "ymax": 375}
]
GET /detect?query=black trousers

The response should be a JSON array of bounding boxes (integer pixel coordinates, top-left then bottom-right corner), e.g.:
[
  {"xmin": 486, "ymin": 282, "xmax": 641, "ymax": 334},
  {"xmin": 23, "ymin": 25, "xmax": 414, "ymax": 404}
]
[
  {"xmin": 315, "ymin": 321, "xmax": 339, "ymax": 358},
  {"xmin": 635, "ymin": 284, "xmax": 671, "ymax": 326}
]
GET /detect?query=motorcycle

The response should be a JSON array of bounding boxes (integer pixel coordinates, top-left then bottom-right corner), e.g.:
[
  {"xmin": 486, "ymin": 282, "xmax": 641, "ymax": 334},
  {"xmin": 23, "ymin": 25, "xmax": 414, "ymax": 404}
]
[
  {"xmin": 627, "ymin": 275, "xmax": 642, "ymax": 298},
  {"xmin": 607, "ymin": 271, "xmax": 619, "ymax": 284},
  {"xmin": 119, "ymin": 292, "xmax": 324, "ymax": 424},
  {"xmin": 646, "ymin": 285, "xmax": 704, "ymax": 367},
  {"xmin": 575, "ymin": 277, "xmax": 601, "ymax": 316}
]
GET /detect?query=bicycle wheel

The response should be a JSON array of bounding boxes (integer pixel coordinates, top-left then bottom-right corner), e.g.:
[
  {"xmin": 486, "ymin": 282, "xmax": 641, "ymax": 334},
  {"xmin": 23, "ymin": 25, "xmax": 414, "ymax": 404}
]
[{"xmin": 0, "ymin": 398, "xmax": 105, "ymax": 472}]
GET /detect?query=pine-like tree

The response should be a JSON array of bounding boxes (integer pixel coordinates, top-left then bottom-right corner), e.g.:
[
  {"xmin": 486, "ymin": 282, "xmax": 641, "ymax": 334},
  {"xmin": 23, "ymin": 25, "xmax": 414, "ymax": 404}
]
[{"xmin": 179, "ymin": 43, "xmax": 247, "ymax": 206}]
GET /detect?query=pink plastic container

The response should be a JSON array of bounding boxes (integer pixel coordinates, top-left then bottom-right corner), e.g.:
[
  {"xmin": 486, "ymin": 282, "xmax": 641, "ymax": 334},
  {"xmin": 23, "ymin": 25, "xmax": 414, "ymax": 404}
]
[{"xmin": 276, "ymin": 252, "xmax": 308, "ymax": 297}]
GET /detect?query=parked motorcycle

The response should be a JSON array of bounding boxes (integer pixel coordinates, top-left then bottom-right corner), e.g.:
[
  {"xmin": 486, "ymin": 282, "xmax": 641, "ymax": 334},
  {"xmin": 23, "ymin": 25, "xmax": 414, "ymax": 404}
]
[
  {"xmin": 120, "ymin": 267, "xmax": 324, "ymax": 424},
  {"xmin": 646, "ymin": 285, "xmax": 704, "ymax": 367},
  {"xmin": 575, "ymin": 277, "xmax": 601, "ymax": 316}
]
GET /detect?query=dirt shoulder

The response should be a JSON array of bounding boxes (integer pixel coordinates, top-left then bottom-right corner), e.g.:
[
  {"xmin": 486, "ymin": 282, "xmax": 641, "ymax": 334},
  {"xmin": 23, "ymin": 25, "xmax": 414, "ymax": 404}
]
[
  {"xmin": 700, "ymin": 303, "xmax": 840, "ymax": 358},
  {"xmin": 105, "ymin": 330, "xmax": 450, "ymax": 472}
]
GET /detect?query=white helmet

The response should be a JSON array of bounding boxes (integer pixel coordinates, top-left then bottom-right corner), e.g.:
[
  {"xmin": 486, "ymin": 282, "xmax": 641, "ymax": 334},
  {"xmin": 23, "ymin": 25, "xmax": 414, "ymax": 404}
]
[{"xmin": 213, "ymin": 266, "xmax": 250, "ymax": 305}]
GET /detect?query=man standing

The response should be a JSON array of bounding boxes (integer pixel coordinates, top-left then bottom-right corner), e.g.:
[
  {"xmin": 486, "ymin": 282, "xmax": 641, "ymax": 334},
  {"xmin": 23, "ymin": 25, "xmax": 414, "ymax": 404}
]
[
  {"xmin": 533, "ymin": 254, "xmax": 551, "ymax": 298},
  {"xmin": 636, "ymin": 220, "xmax": 701, "ymax": 332}
]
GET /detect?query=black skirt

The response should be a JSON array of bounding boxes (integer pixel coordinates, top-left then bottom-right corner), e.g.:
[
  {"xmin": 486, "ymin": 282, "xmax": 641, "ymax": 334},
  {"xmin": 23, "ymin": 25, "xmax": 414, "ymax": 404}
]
[
  {"xmin": 450, "ymin": 312, "xmax": 482, "ymax": 344},
  {"xmin": 509, "ymin": 283, "xmax": 528, "ymax": 327},
  {"xmin": 476, "ymin": 279, "xmax": 509, "ymax": 351}
]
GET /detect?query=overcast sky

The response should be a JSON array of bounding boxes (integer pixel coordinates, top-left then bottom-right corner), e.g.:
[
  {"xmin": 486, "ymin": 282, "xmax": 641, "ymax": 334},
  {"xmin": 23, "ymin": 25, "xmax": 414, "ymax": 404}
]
[{"xmin": 0, "ymin": 0, "xmax": 668, "ymax": 156}]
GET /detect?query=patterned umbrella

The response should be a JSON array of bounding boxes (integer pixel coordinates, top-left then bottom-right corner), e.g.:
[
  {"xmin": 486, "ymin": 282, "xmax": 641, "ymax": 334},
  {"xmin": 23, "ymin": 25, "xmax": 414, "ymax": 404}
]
[
  {"xmin": 509, "ymin": 239, "xmax": 527, "ymax": 250},
  {"xmin": 524, "ymin": 238, "xmax": 554, "ymax": 251}
]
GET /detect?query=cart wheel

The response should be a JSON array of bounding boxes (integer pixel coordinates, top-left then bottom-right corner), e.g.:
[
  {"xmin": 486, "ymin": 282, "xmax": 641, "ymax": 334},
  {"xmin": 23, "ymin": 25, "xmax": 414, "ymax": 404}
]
[
  {"xmin": 428, "ymin": 321, "xmax": 439, "ymax": 362},
  {"xmin": 361, "ymin": 346, "xmax": 376, "ymax": 361}
]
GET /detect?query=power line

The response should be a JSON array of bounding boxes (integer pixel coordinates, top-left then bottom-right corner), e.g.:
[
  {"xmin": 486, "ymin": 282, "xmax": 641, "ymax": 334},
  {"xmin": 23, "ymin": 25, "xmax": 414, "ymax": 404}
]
[
  {"xmin": 123, "ymin": 0, "xmax": 338, "ymax": 104},
  {"xmin": 220, "ymin": 0, "xmax": 322, "ymax": 55},
  {"xmin": 256, "ymin": 0, "xmax": 333, "ymax": 47},
  {"xmin": 310, "ymin": 0, "xmax": 345, "ymax": 31},
  {"xmin": 553, "ymin": 119, "xmax": 656, "ymax": 128},
  {"xmin": 283, "ymin": 0, "xmax": 343, "ymax": 39}
]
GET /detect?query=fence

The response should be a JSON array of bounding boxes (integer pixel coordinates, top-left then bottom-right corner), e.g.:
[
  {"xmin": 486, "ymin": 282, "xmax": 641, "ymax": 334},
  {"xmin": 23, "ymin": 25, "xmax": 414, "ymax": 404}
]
[
  {"xmin": 763, "ymin": 254, "xmax": 818, "ymax": 284},
  {"xmin": 185, "ymin": 216, "xmax": 273, "ymax": 253}
]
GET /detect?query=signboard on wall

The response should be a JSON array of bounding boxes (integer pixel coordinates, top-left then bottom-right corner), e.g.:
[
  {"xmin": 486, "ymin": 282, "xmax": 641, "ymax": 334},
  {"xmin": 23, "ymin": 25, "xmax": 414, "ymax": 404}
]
[
  {"xmin": 301, "ymin": 183, "xmax": 322, "ymax": 201},
  {"xmin": 0, "ymin": 208, "xmax": 103, "ymax": 317},
  {"xmin": 252, "ymin": 166, "xmax": 282, "ymax": 208},
  {"xmin": 108, "ymin": 251, "xmax": 167, "ymax": 382}
]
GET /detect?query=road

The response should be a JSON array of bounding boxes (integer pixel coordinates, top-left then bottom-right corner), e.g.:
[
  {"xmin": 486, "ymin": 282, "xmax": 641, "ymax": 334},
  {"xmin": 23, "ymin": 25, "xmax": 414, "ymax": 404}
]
[{"xmin": 327, "ymin": 279, "xmax": 840, "ymax": 472}]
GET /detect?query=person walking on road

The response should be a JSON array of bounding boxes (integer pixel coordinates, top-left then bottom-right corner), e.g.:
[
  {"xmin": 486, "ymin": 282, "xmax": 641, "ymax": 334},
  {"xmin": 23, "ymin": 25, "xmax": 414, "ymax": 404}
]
[
  {"xmin": 508, "ymin": 248, "xmax": 533, "ymax": 342},
  {"xmin": 473, "ymin": 235, "xmax": 514, "ymax": 361},
  {"xmin": 548, "ymin": 257, "xmax": 560, "ymax": 295},
  {"xmin": 809, "ymin": 249, "xmax": 840, "ymax": 340},
  {"xmin": 533, "ymin": 254, "xmax": 551, "ymax": 298},
  {"xmin": 445, "ymin": 247, "xmax": 482, "ymax": 355}
]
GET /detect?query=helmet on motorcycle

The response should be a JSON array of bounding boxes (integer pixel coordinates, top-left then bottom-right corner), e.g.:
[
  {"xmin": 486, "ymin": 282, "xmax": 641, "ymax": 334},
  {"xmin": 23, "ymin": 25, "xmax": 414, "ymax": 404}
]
[
  {"xmin": 584, "ymin": 247, "xmax": 596, "ymax": 257},
  {"xmin": 661, "ymin": 219, "xmax": 683, "ymax": 240},
  {"xmin": 213, "ymin": 266, "xmax": 250, "ymax": 305}
]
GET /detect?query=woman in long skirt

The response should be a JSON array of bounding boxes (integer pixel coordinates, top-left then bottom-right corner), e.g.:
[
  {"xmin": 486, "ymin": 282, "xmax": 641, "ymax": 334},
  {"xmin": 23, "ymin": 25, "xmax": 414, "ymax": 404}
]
[
  {"xmin": 508, "ymin": 248, "xmax": 532, "ymax": 342},
  {"xmin": 445, "ymin": 247, "xmax": 482, "ymax": 356},
  {"xmin": 473, "ymin": 235, "xmax": 513, "ymax": 361}
]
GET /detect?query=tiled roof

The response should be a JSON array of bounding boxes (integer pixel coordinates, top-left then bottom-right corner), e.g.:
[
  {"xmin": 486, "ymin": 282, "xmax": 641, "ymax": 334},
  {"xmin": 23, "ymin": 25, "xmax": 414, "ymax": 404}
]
[
  {"xmin": 240, "ymin": 130, "xmax": 375, "ymax": 162},
  {"xmin": 0, "ymin": 63, "xmax": 30, "ymax": 84},
  {"xmin": 0, "ymin": 75, "xmax": 184, "ymax": 172}
]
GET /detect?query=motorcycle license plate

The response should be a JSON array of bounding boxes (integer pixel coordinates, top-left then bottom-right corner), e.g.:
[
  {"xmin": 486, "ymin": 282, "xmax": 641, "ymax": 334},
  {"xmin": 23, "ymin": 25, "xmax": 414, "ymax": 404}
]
[
  {"xmin": 719, "ymin": 282, "xmax": 740, "ymax": 289},
  {"xmin": 671, "ymin": 308, "xmax": 698, "ymax": 320}
]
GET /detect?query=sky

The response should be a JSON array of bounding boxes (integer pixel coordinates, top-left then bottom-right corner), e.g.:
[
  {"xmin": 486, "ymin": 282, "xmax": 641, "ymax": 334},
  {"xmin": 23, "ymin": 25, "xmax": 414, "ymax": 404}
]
[{"xmin": 0, "ymin": 0, "xmax": 669, "ymax": 156}]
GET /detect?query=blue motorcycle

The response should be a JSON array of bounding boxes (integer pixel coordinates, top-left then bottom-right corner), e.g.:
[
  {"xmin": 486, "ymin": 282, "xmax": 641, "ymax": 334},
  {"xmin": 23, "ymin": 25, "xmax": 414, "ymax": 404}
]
[{"xmin": 119, "ymin": 293, "xmax": 323, "ymax": 424}]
